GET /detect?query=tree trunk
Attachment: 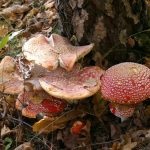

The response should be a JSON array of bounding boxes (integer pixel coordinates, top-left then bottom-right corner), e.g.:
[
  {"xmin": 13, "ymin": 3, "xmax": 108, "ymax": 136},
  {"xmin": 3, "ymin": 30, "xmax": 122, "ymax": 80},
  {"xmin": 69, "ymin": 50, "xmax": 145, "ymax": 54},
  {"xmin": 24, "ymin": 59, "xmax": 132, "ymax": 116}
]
[{"xmin": 56, "ymin": 0, "xmax": 149, "ymax": 68}]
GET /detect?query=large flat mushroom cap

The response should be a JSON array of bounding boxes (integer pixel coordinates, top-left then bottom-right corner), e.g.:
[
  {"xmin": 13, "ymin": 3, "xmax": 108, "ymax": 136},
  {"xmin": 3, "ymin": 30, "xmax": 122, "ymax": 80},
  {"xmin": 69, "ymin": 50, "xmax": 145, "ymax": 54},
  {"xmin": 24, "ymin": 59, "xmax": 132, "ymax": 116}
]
[
  {"xmin": 22, "ymin": 34, "xmax": 58, "ymax": 70},
  {"xmin": 101, "ymin": 62, "xmax": 150, "ymax": 104},
  {"xmin": 39, "ymin": 65, "xmax": 104, "ymax": 100},
  {"xmin": 0, "ymin": 56, "xmax": 24, "ymax": 94}
]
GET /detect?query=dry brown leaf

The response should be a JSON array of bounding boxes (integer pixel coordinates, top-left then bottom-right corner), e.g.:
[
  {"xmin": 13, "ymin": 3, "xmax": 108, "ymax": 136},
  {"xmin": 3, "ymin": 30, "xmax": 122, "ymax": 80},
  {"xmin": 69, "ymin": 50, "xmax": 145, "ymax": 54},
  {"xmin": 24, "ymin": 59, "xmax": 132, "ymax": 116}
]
[
  {"xmin": 1, "ymin": 125, "xmax": 11, "ymax": 137},
  {"xmin": 33, "ymin": 109, "xmax": 84, "ymax": 133},
  {"xmin": 5, "ymin": 95, "xmax": 16, "ymax": 106},
  {"xmin": 121, "ymin": 135, "xmax": 137, "ymax": 150},
  {"xmin": 1, "ymin": 125, "xmax": 23, "ymax": 141},
  {"xmin": 0, "ymin": 5, "xmax": 29, "ymax": 16},
  {"xmin": 0, "ymin": 22, "xmax": 9, "ymax": 37},
  {"xmin": 44, "ymin": 0, "xmax": 55, "ymax": 9},
  {"xmin": 14, "ymin": 142, "xmax": 33, "ymax": 150},
  {"xmin": 122, "ymin": 141, "xmax": 137, "ymax": 150}
]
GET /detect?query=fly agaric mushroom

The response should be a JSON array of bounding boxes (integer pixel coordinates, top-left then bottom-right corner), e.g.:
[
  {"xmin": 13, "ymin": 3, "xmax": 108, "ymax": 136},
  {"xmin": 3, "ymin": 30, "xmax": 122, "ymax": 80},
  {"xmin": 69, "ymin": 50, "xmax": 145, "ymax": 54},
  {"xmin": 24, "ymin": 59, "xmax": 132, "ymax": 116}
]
[
  {"xmin": 0, "ymin": 56, "xmax": 24, "ymax": 95},
  {"xmin": 49, "ymin": 33, "xmax": 94, "ymax": 71},
  {"xmin": 16, "ymin": 91, "xmax": 67, "ymax": 118},
  {"xmin": 101, "ymin": 62, "xmax": 150, "ymax": 120},
  {"xmin": 23, "ymin": 34, "xmax": 94, "ymax": 71},
  {"xmin": 39, "ymin": 64, "xmax": 104, "ymax": 101},
  {"xmin": 22, "ymin": 34, "xmax": 58, "ymax": 70}
]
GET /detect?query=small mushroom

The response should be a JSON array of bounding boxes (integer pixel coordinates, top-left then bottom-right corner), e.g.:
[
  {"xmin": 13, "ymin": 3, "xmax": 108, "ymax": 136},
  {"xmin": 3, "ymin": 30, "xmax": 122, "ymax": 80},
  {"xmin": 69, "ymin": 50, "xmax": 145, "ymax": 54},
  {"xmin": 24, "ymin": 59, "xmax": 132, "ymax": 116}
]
[
  {"xmin": 0, "ymin": 56, "xmax": 24, "ymax": 95},
  {"xmin": 16, "ymin": 91, "xmax": 67, "ymax": 118},
  {"xmin": 39, "ymin": 64, "xmax": 104, "ymax": 101},
  {"xmin": 23, "ymin": 34, "xmax": 94, "ymax": 71},
  {"xmin": 70, "ymin": 121, "xmax": 85, "ymax": 135},
  {"xmin": 101, "ymin": 62, "xmax": 150, "ymax": 120}
]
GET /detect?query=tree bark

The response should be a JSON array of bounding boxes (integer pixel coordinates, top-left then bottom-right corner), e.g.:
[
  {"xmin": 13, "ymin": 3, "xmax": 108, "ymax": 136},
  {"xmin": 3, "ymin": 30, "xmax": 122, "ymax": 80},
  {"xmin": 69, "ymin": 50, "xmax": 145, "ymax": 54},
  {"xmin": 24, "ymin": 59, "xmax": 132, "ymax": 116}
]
[{"xmin": 56, "ymin": 0, "xmax": 148, "ymax": 68}]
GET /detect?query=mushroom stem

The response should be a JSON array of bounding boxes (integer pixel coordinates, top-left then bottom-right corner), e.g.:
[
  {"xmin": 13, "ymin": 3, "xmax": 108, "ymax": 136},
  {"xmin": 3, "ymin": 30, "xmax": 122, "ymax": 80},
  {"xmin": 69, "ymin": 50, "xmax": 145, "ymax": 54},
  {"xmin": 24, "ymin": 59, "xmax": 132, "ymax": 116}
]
[{"xmin": 109, "ymin": 103, "xmax": 135, "ymax": 121}]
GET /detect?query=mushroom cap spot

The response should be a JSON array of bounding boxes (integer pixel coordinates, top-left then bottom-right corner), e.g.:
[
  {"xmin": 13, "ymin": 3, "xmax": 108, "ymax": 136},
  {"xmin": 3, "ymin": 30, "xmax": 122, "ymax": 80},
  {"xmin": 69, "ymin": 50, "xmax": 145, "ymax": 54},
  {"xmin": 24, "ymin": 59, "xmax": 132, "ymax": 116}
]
[
  {"xmin": 0, "ymin": 56, "xmax": 24, "ymax": 94},
  {"xmin": 39, "ymin": 65, "xmax": 104, "ymax": 101},
  {"xmin": 101, "ymin": 62, "xmax": 150, "ymax": 104},
  {"xmin": 16, "ymin": 91, "xmax": 67, "ymax": 118},
  {"xmin": 109, "ymin": 103, "xmax": 135, "ymax": 118},
  {"xmin": 22, "ymin": 34, "xmax": 58, "ymax": 70}
]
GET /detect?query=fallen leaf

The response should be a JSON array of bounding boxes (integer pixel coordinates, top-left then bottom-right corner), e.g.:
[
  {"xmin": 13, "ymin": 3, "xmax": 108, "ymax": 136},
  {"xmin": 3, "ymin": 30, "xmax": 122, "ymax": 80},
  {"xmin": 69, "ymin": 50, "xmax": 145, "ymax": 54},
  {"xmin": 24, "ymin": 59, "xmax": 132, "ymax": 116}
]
[
  {"xmin": 0, "ymin": 5, "xmax": 29, "ymax": 16},
  {"xmin": 1, "ymin": 125, "xmax": 11, "ymax": 137},
  {"xmin": 122, "ymin": 134, "xmax": 137, "ymax": 150},
  {"xmin": 33, "ymin": 109, "xmax": 84, "ymax": 133},
  {"xmin": 122, "ymin": 141, "xmax": 137, "ymax": 150},
  {"xmin": 0, "ymin": 22, "xmax": 9, "ymax": 37},
  {"xmin": 14, "ymin": 142, "xmax": 33, "ymax": 150}
]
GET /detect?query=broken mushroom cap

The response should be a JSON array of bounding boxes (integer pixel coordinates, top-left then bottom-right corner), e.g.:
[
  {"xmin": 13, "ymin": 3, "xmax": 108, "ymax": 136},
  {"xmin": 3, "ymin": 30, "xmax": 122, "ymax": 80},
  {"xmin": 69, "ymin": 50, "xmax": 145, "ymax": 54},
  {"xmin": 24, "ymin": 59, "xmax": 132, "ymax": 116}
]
[
  {"xmin": 16, "ymin": 91, "xmax": 67, "ymax": 118},
  {"xmin": 101, "ymin": 62, "xmax": 150, "ymax": 104},
  {"xmin": 0, "ymin": 56, "xmax": 24, "ymax": 94},
  {"xmin": 49, "ymin": 33, "xmax": 94, "ymax": 71},
  {"xmin": 23, "ymin": 33, "xmax": 94, "ymax": 71},
  {"xmin": 22, "ymin": 34, "xmax": 58, "ymax": 70},
  {"xmin": 109, "ymin": 103, "xmax": 135, "ymax": 121},
  {"xmin": 39, "ymin": 64, "xmax": 104, "ymax": 101}
]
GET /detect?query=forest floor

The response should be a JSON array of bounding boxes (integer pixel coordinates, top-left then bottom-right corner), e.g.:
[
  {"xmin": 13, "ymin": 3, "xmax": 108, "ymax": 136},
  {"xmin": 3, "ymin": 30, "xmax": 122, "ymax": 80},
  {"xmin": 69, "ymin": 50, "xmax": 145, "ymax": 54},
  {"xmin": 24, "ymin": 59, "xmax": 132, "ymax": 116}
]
[{"xmin": 0, "ymin": 0, "xmax": 150, "ymax": 150}]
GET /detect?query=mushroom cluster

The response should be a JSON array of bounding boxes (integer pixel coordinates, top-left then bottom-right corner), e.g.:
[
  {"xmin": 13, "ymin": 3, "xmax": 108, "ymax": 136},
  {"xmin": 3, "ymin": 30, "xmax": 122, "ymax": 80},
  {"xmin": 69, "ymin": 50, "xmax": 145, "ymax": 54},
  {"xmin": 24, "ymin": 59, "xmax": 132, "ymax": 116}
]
[
  {"xmin": 1, "ymin": 33, "xmax": 149, "ymax": 122},
  {"xmin": 0, "ymin": 33, "xmax": 104, "ymax": 119},
  {"xmin": 100, "ymin": 62, "xmax": 150, "ymax": 120}
]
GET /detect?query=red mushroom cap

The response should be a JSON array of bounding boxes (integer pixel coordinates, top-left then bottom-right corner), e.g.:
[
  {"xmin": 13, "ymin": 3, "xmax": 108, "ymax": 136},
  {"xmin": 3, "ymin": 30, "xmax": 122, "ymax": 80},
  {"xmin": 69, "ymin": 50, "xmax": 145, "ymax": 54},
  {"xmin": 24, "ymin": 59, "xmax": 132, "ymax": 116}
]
[
  {"xmin": 70, "ymin": 121, "xmax": 85, "ymax": 135},
  {"xmin": 16, "ymin": 91, "xmax": 67, "ymax": 118},
  {"xmin": 101, "ymin": 62, "xmax": 150, "ymax": 104}
]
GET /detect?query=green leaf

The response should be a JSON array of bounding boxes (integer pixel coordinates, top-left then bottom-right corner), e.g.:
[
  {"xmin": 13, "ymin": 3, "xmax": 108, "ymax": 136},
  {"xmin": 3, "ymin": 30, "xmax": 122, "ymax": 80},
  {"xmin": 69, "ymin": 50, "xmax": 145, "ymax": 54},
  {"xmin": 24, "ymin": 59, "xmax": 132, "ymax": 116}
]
[
  {"xmin": 4, "ymin": 137, "xmax": 13, "ymax": 150},
  {"xmin": 0, "ymin": 34, "xmax": 9, "ymax": 50}
]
